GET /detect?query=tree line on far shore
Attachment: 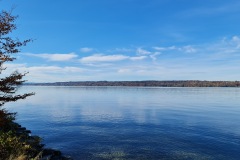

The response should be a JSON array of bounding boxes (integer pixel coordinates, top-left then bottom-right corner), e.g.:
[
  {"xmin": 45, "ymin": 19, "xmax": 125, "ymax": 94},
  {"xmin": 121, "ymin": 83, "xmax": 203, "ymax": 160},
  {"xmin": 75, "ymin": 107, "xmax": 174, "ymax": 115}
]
[{"xmin": 27, "ymin": 80, "xmax": 240, "ymax": 87}]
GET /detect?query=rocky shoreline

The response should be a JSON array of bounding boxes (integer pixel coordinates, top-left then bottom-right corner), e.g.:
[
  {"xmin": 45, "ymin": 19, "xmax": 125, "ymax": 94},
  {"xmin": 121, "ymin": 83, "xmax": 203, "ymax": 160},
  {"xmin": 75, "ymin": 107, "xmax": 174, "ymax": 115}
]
[{"xmin": 14, "ymin": 122, "xmax": 73, "ymax": 160}]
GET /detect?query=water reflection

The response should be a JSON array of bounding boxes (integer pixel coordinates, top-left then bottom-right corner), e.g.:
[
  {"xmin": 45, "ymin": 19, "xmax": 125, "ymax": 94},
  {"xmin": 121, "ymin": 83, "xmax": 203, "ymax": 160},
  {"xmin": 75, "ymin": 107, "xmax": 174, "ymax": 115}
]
[{"xmin": 5, "ymin": 86, "xmax": 240, "ymax": 159}]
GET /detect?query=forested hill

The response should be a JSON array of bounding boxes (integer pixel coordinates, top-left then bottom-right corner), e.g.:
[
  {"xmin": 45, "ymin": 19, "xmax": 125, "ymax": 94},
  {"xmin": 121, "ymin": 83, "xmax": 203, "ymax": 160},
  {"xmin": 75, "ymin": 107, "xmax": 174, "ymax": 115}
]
[{"xmin": 26, "ymin": 80, "xmax": 240, "ymax": 87}]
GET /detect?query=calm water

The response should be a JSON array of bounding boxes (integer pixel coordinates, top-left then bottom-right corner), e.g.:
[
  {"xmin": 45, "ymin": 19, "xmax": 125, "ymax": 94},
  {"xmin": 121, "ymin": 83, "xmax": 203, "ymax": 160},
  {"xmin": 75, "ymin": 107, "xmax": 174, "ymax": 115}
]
[{"xmin": 5, "ymin": 86, "xmax": 240, "ymax": 160}]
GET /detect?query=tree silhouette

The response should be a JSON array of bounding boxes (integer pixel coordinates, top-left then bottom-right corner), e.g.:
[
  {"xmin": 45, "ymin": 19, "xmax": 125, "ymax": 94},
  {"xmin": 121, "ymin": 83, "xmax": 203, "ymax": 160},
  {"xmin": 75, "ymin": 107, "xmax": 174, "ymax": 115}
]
[{"xmin": 0, "ymin": 10, "xmax": 34, "ymax": 107}]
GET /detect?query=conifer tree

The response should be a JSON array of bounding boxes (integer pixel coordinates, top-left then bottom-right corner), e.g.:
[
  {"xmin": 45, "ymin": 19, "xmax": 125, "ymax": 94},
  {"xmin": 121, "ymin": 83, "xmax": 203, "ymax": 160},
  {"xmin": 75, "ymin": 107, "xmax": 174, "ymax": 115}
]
[{"xmin": 0, "ymin": 10, "xmax": 34, "ymax": 107}]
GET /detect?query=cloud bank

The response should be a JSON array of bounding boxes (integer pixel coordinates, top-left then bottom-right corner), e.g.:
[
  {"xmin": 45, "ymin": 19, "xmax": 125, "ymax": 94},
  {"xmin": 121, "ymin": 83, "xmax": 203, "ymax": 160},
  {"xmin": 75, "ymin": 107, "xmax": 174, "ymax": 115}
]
[
  {"xmin": 79, "ymin": 54, "xmax": 146, "ymax": 64},
  {"xmin": 9, "ymin": 35, "xmax": 240, "ymax": 82},
  {"xmin": 24, "ymin": 52, "xmax": 78, "ymax": 61}
]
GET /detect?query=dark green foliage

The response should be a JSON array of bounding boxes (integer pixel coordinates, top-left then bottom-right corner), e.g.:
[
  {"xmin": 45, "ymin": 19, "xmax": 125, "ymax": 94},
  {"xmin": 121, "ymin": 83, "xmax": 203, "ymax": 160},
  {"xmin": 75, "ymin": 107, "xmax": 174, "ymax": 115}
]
[
  {"xmin": 0, "ymin": 130, "xmax": 42, "ymax": 160},
  {"xmin": 0, "ymin": 8, "xmax": 39, "ymax": 160},
  {"xmin": 0, "ymin": 109, "xmax": 16, "ymax": 131},
  {"xmin": 0, "ymin": 9, "xmax": 34, "ymax": 107}
]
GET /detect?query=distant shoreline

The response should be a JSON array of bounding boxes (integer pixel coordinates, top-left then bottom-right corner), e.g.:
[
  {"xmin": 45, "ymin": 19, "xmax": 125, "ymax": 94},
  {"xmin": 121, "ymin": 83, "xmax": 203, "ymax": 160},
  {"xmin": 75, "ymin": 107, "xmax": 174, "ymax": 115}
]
[{"xmin": 25, "ymin": 80, "xmax": 240, "ymax": 87}]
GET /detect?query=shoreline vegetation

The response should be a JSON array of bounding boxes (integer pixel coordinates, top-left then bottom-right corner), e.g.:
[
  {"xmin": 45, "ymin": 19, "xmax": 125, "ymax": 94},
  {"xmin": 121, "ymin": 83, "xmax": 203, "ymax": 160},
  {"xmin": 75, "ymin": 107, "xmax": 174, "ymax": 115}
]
[
  {"xmin": 0, "ymin": 9, "xmax": 72, "ymax": 160},
  {"xmin": 0, "ymin": 109, "xmax": 72, "ymax": 160},
  {"xmin": 26, "ymin": 80, "xmax": 240, "ymax": 87}
]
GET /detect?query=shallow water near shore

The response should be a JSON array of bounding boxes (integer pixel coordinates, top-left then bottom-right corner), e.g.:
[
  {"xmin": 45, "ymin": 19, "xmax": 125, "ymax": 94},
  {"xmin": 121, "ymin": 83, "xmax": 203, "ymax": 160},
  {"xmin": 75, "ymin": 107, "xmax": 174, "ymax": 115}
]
[{"xmin": 5, "ymin": 86, "xmax": 240, "ymax": 159}]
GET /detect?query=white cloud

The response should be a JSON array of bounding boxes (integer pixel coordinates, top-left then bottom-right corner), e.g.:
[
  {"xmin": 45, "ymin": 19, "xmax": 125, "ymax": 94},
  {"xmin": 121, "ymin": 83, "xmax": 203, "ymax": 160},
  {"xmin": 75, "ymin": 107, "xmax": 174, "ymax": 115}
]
[
  {"xmin": 181, "ymin": 45, "xmax": 197, "ymax": 53},
  {"xmin": 114, "ymin": 48, "xmax": 133, "ymax": 52},
  {"xmin": 207, "ymin": 35, "xmax": 240, "ymax": 55},
  {"xmin": 79, "ymin": 54, "xmax": 146, "ymax": 64},
  {"xmin": 153, "ymin": 45, "xmax": 196, "ymax": 53},
  {"xmin": 80, "ymin": 54, "xmax": 128, "ymax": 63},
  {"xmin": 129, "ymin": 56, "xmax": 147, "ymax": 60},
  {"xmin": 1, "ymin": 63, "xmax": 86, "ymax": 82},
  {"xmin": 136, "ymin": 48, "xmax": 151, "ymax": 55},
  {"xmin": 150, "ymin": 52, "xmax": 161, "ymax": 61},
  {"xmin": 136, "ymin": 48, "xmax": 161, "ymax": 61},
  {"xmin": 232, "ymin": 36, "xmax": 240, "ymax": 42},
  {"xmin": 27, "ymin": 66, "xmax": 84, "ymax": 73},
  {"xmin": 3, "ymin": 63, "xmax": 26, "ymax": 69},
  {"xmin": 24, "ymin": 52, "xmax": 78, "ymax": 61},
  {"xmin": 153, "ymin": 46, "xmax": 176, "ymax": 51},
  {"xmin": 153, "ymin": 47, "xmax": 165, "ymax": 51},
  {"xmin": 80, "ymin": 47, "xmax": 93, "ymax": 53},
  {"xmin": 4, "ymin": 64, "xmax": 84, "ymax": 74},
  {"xmin": 1, "ymin": 63, "xmax": 27, "ymax": 76},
  {"xmin": 231, "ymin": 36, "xmax": 240, "ymax": 48},
  {"xmin": 82, "ymin": 63, "xmax": 113, "ymax": 67},
  {"xmin": 118, "ymin": 69, "xmax": 131, "ymax": 73}
]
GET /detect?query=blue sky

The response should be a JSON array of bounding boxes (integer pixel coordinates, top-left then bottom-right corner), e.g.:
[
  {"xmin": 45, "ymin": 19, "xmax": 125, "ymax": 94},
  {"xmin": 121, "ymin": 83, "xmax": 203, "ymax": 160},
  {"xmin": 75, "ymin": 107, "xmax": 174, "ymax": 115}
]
[{"xmin": 1, "ymin": 0, "xmax": 240, "ymax": 82}]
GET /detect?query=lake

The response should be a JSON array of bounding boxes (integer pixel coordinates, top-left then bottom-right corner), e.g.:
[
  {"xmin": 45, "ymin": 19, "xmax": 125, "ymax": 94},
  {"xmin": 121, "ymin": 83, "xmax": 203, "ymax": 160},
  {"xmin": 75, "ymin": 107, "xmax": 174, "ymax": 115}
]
[{"xmin": 5, "ymin": 86, "xmax": 240, "ymax": 159}]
